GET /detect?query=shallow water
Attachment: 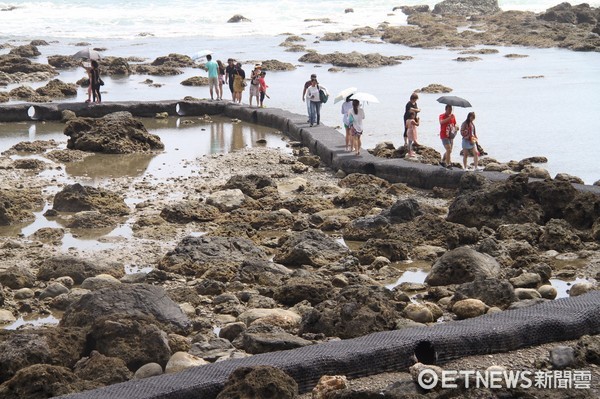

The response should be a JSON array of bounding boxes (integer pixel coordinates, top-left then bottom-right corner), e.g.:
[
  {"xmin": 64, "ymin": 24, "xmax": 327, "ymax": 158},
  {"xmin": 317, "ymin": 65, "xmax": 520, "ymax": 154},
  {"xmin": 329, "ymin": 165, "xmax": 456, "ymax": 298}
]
[
  {"xmin": 0, "ymin": 116, "xmax": 291, "ymax": 245},
  {"xmin": 3, "ymin": 33, "xmax": 599, "ymax": 183}
]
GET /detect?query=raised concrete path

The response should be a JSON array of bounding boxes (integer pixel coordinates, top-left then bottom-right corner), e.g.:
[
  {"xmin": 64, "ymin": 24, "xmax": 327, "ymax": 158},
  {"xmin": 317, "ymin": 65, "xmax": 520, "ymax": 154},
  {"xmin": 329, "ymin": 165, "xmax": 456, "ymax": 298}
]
[{"xmin": 1, "ymin": 100, "xmax": 598, "ymax": 193}]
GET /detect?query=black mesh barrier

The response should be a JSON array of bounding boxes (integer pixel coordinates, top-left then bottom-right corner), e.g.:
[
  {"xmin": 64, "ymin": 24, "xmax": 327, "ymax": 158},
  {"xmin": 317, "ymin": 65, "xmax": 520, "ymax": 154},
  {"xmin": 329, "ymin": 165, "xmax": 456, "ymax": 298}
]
[{"xmin": 55, "ymin": 291, "xmax": 600, "ymax": 398}]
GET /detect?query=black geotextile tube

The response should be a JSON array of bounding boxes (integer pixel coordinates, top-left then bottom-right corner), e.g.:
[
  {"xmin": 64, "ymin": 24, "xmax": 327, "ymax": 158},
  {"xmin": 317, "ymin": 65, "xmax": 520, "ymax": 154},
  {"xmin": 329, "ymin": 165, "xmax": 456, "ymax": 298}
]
[{"xmin": 56, "ymin": 291, "xmax": 600, "ymax": 399}]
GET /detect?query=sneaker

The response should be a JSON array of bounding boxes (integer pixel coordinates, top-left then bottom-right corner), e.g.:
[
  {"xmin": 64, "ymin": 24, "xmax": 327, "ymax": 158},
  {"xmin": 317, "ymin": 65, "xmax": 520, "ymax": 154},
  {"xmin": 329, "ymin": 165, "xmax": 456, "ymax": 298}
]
[
  {"xmin": 310, "ymin": 123, "xmax": 313, "ymax": 127},
  {"xmin": 439, "ymin": 161, "xmax": 447, "ymax": 168}
]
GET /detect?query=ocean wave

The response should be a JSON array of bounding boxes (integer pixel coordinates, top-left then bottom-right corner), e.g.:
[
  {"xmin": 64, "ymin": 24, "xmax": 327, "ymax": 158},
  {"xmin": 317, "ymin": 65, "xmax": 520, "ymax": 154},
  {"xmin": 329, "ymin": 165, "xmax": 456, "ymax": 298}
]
[{"xmin": 1, "ymin": 0, "xmax": 599, "ymax": 40}]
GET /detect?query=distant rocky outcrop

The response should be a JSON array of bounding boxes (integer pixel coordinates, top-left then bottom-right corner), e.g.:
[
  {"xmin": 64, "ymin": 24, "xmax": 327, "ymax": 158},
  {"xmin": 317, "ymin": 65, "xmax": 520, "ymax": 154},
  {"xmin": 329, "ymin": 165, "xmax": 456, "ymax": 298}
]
[
  {"xmin": 433, "ymin": 0, "xmax": 501, "ymax": 16},
  {"xmin": 64, "ymin": 112, "xmax": 164, "ymax": 154},
  {"xmin": 298, "ymin": 51, "xmax": 403, "ymax": 68},
  {"xmin": 0, "ymin": 54, "xmax": 58, "ymax": 84},
  {"xmin": 259, "ymin": 59, "xmax": 295, "ymax": 71},
  {"xmin": 47, "ymin": 55, "xmax": 82, "ymax": 69},
  {"xmin": 8, "ymin": 44, "xmax": 41, "ymax": 58},
  {"xmin": 228, "ymin": 14, "xmax": 251, "ymax": 23},
  {"xmin": 539, "ymin": 2, "xmax": 599, "ymax": 25}
]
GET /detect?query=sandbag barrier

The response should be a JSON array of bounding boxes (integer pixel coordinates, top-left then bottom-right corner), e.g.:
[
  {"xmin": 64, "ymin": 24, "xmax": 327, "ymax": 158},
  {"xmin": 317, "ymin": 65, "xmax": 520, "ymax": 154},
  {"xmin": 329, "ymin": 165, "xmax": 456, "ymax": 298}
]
[{"xmin": 55, "ymin": 291, "xmax": 600, "ymax": 398}]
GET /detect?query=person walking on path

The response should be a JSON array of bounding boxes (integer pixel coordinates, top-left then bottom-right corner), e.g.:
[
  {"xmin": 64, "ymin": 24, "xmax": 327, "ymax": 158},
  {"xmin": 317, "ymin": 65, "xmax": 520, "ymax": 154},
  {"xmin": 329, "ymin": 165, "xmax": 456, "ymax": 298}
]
[
  {"xmin": 205, "ymin": 54, "xmax": 219, "ymax": 101},
  {"xmin": 249, "ymin": 64, "xmax": 261, "ymax": 107},
  {"xmin": 403, "ymin": 93, "xmax": 420, "ymax": 147},
  {"xmin": 405, "ymin": 111, "xmax": 419, "ymax": 157},
  {"xmin": 233, "ymin": 62, "xmax": 246, "ymax": 104},
  {"xmin": 347, "ymin": 99, "xmax": 365, "ymax": 156},
  {"xmin": 302, "ymin": 73, "xmax": 317, "ymax": 122},
  {"xmin": 90, "ymin": 60, "xmax": 102, "ymax": 103},
  {"xmin": 225, "ymin": 58, "xmax": 236, "ymax": 101},
  {"xmin": 439, "ymin": 104, "xmax": 457, "ymax": 168},
  {"xmin": 217, "ymin": 60, "xmax": 225, "ymax": 101},
  {"xmin": 341, "ymin": 95, "xmax": 354, "ymax": 151},
  {"xmin": 306, "ymin": 78, "xmax": 327, "ymax": 127},
  {"xmin": 461, "ymin": 111, "xmax": 479, "ymax": 170},
  {"xmin": 258, "ymin": 71, "xmax": 268, "ymax": 108}
]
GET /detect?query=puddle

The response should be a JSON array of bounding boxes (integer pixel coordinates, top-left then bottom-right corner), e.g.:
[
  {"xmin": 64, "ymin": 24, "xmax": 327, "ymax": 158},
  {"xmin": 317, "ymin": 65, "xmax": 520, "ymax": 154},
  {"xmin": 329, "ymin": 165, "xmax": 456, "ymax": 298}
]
[
  {"xmin": 549, "ymin": 278, "xmax": 590, "ymax": 299},
  {"xmin": 385, "ymin": 268, "xmax": 429, "ymax": 291},
  {"xmin": 0, "ymin": 116, "xmax": 291, "ymax": 250},
  {"xmin": 124, "ymin": 264, "xmax": 154, "ymax": 275},
  {"xmin": 3, "ymin": 314, "xmax": 61, "ymax": 330}
]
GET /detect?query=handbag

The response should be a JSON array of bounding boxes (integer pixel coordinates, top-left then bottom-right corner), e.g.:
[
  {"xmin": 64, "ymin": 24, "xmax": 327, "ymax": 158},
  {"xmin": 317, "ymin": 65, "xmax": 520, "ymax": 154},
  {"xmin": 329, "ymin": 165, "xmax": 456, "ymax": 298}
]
[
  {"xmin": 446, "ymin": 124, "xmax": 457, "ymax": 139},
  {"xmin": 319, "ymin": 88, "xmax": 328, "ymax": 103}
]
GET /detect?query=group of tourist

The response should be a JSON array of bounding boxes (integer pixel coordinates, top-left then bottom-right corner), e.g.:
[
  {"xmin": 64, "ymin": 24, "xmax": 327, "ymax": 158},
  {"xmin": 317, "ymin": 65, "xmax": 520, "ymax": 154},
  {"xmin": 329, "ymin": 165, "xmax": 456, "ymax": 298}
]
[
  {"xmin": 81, "ymin": 60, "xmax": 478, "ymax": 168},
  {"xmin": 301, "ymin": 73, "xmax": 364, "ymax": 156},
  {"xmin": 403, "ymin": 93, "xmax": 480, "ymax": 170},
  {"xmin": 205, "ymin": 56, "xmax": 268, "ymax": 107}
]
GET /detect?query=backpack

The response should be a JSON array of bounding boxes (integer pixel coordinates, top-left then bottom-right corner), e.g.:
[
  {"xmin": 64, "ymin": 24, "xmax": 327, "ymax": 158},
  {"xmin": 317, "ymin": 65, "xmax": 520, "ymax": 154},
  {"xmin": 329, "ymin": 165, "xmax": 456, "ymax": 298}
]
[{"xmin": 318, "ymin": 87, "xmax": 328, "ymax": 103}]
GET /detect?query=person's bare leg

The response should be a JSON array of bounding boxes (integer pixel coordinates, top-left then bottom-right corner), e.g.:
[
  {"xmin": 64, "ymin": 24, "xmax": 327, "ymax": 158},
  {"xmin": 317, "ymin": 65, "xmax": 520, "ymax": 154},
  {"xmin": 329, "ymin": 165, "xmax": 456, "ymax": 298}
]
[
  {"xmin": 463, "ymin": 152, "xmax": 468, "ymax": 169},
  {"xmin": 473, "ymin": 148, "xmax": 479, "ymax": 170},
  {"xmin": 355, "ymin": 135, "xmax": 361, "ymax": 155},
  {"xmin": 345, "ymin": 127, "xmax": 351, "ymax": 151},
  {"xmin": 444, "ymin": 143, "xmax": 452, "ymax": 166}
]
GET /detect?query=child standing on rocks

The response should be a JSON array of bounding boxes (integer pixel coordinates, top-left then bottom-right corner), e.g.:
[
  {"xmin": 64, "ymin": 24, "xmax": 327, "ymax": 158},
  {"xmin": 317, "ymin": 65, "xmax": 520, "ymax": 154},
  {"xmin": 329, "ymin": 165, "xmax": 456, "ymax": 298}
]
[
  {"xmin": 258, "ymin": 71, "xmax": 268, "ymax": 108},
  {"xmin": 405, "ymin": 111, "xmax": 419, "ymax": 157}
]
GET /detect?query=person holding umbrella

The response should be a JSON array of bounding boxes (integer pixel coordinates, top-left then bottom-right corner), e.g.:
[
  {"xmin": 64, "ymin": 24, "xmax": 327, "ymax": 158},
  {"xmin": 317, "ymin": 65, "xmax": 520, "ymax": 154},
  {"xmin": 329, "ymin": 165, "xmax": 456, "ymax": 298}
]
[
  {"xmin": 439, "ymin": 104, "xmax": 457, "ymax": 168},
  {"xmin": 90, "ymin": 60, "xmax": 102, "ymax": 103},
  {"xmin": 341, "ymin": 95, "xmax": 354, "ymax": 151},
  {"xmin": 347, "ymin": 99, "xmax": 365, "ymax": 156}
]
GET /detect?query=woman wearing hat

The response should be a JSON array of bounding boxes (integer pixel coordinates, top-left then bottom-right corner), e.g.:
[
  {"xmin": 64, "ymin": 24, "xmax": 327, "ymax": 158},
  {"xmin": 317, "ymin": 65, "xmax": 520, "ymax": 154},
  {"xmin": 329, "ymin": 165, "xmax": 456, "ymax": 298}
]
[{"xmin": 249, "ymin": 64, "xmax": 261, "ymax": 107}]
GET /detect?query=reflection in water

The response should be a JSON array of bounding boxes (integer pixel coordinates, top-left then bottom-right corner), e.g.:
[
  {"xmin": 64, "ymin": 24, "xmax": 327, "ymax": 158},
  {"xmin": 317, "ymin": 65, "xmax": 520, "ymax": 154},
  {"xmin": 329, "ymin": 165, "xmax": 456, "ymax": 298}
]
[
  {"xmin": 28, "ymin": 124, "xmax": 36, "ymax": 140},
  {"xmin": 0, "ymin": 115, "xmax": 291, "ymax": 250},
  {"xmin": 65, "ymin": 152, "xmax": 155, "ymax": 180}
]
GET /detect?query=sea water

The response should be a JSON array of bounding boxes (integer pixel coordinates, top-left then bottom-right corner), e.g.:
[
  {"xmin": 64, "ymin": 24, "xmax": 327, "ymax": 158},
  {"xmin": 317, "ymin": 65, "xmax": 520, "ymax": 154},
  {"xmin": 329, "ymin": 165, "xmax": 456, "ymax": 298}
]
[{"xmin": 1, "ymin": 0, "xmax": 599, "ymax": 183}]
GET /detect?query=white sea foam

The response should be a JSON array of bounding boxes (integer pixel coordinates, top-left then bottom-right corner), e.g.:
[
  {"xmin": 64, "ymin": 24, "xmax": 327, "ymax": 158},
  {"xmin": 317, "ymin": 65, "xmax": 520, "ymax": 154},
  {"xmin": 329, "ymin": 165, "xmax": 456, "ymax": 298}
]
[{"xmin": 2, "ymin": 0, "xmax": 598, "ymax": 40}]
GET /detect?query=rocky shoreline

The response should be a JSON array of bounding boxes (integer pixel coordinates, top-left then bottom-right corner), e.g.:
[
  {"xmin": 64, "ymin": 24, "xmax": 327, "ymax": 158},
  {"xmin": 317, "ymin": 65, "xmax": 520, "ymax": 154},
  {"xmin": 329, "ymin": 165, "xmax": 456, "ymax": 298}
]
[{"xmin": 0, "ymin": 109, "xmax": 598, "ymax": 397}]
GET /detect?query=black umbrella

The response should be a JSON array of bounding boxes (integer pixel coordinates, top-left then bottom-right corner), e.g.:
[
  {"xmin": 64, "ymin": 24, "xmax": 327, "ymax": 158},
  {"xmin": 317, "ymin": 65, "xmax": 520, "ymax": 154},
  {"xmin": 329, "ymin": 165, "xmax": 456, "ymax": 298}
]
[{"xmin": 437, "ymin": 96, "xmax": 472, "ymax": 108}]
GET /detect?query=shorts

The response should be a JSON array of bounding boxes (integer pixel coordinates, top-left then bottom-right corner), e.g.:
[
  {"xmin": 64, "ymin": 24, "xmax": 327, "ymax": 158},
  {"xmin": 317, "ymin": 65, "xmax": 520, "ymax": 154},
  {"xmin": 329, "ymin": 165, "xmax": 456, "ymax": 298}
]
[
  {"xmin": 462, "ymin": 138, "xmax": 475, "ymax": 150},
  {"xmin": 208, "ymin": 76, "xmax": 218, "ymax": 90},
  {"xmin": 351, "ymin": 126, "xmax": 363, "ymax": 136},
  {"xmin": 441, "ymin": 138, "xmax": 453, "ymax": 146}
]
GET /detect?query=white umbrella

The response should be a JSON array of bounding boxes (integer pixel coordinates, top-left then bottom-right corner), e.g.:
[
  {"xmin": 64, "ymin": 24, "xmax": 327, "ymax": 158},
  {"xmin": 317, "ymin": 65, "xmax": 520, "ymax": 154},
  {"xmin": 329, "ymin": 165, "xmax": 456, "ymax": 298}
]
[
  {"xmin": 192, "ymin": 50, "xmax": 213, "ymax": 61},
  {"xmin": 351, "ymin": 92, "xmax": 380, "ymax": 104},
  {"xmin": 72, "ymin": 48, "xmax": 102, "ymax": 61},
  {"xmin": 333, "ymin": 87, "xmax": 357, "ymax": 104}
]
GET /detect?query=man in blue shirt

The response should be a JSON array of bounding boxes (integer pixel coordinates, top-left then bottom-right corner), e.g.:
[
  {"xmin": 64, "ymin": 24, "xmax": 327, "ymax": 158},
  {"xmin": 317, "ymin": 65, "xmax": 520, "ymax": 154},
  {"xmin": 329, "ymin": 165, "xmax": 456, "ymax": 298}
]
[{"xmin": 205, "ymin": 54, "xmax": 218, "ymax": 100}]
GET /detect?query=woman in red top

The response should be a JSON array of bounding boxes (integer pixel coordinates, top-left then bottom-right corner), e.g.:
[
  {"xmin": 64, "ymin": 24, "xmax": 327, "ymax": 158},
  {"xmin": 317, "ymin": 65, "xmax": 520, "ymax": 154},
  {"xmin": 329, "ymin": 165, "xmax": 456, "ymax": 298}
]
[{"xmin": 439, "ymin": 104, "xmax": 456, "ymax": 168}]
